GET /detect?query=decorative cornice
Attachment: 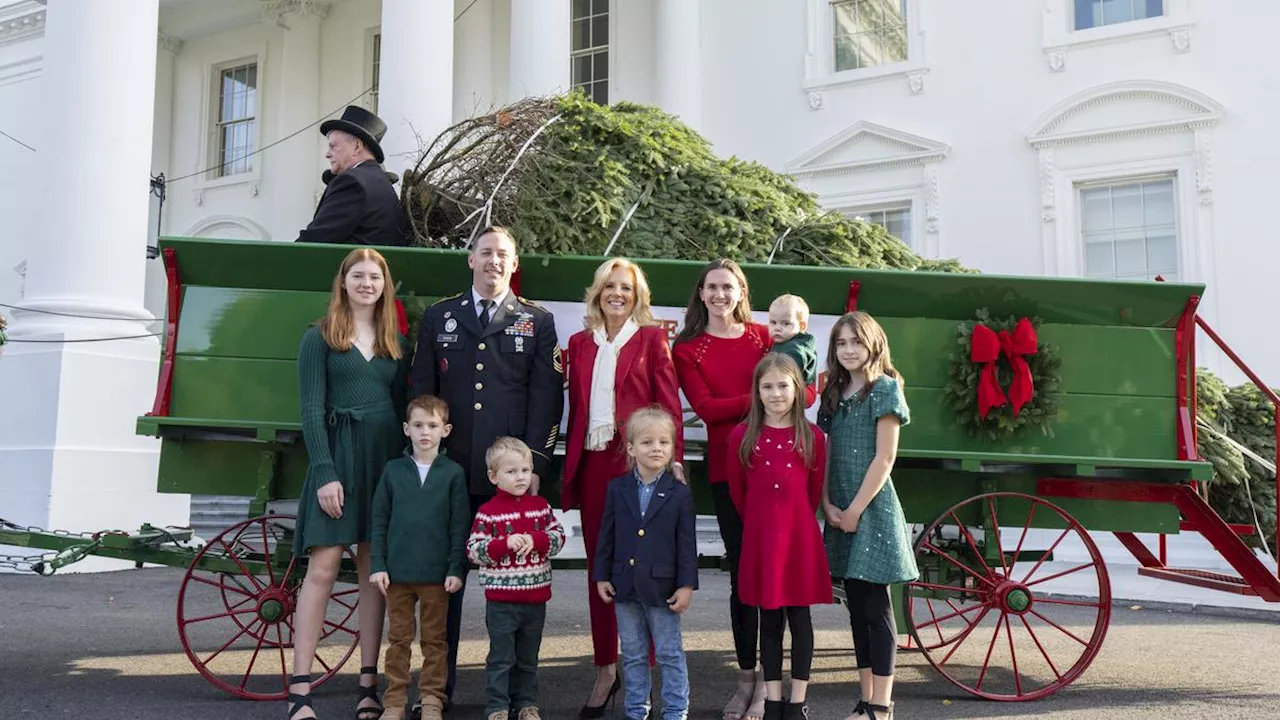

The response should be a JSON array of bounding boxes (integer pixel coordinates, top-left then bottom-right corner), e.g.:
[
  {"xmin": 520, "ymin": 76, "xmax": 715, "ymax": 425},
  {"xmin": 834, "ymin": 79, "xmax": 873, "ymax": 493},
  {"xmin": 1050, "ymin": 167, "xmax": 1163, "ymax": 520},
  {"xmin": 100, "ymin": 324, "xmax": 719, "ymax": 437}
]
[
  {"xmin": 261, "ymin": 0, "xmax": 331, "ymax": 25},
  {"xmin": 0, "ymin": 4, "xmax": 45, "ymax": 48},
  {"xmin": 786, "ymin": 121, "xmax": 950, "ymax": 179},
  {"xmin": 157, "ymin": 32, "xmax": 183, "ymax": 54},
  {"xmin": 1027, "ymin": 80, "xmax": 1224, "ymax": 149},
  {"xmin": 0, "ymin": 54, "xmax": 40, "ymax": 87}
]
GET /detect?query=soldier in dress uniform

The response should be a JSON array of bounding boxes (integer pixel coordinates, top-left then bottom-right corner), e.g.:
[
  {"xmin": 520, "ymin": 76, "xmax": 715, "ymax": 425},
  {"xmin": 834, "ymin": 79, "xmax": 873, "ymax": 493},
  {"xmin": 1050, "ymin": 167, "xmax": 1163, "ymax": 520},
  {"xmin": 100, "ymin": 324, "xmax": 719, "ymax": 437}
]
[{"xmin": 408, "ymin": 225, "xmax": 563, "ymax": 712}]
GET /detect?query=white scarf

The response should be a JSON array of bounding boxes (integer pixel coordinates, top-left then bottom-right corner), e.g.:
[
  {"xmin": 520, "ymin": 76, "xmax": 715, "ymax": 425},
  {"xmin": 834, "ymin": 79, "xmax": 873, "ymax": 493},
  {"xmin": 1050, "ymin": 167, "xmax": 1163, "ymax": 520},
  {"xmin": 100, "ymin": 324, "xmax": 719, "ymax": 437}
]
[{"xmin": 586, "ymin": 318, "xmax": 640, "ymax": 451}]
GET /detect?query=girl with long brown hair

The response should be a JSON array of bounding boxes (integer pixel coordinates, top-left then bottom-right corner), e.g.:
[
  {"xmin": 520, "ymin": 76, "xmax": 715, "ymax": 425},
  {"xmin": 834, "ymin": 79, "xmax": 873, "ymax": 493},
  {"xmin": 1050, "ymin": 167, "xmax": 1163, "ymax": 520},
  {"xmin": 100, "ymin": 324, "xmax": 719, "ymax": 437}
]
[
  {"xmin": 725, "ymin": 353, "xmax": 832, "ymax": 720},
  {"xmin": 818, "ymin": 312, "xmax": 915, "ymax": 720},
  {"xmin": 288, "ymin": 248, "xmax": 412, "ymax": 720}
]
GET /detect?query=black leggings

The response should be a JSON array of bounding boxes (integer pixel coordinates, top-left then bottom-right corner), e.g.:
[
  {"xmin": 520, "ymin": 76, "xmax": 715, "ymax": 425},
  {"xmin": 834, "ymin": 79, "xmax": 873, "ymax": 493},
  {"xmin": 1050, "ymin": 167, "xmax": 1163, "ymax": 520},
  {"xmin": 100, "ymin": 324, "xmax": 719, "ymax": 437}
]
[
  {"xmin": 843, "ymin": 578, "xmax": 896, "ymax": 676},
  {"xmin": 760, "ymin": 606, "xmax": 814, "ymax": 682},
  {"xmin": 712, "ymin": 483, "xmax": 758, "ymax": 670}
]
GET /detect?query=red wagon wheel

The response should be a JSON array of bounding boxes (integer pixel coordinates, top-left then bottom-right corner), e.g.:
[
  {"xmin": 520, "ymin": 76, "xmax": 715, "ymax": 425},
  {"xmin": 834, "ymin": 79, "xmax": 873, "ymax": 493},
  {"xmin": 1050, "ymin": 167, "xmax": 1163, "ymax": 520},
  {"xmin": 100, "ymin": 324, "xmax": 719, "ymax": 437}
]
[
  {"xmin": 176, "ymin": 515, "xmax": 361, "ymax": 700},
  {"xmin": 906, "ymin": 492, "xmax": 1111, "ymax": 701}
]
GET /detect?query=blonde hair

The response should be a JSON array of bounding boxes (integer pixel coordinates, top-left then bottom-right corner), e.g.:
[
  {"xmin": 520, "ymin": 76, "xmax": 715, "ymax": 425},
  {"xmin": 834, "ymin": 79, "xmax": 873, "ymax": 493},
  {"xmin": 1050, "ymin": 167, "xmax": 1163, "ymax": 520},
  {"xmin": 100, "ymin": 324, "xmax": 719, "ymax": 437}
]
[
  {"xmin": 624, "ymin": 406, "xmax": 678, "ymax": 470},
  {"xmin": 582, "ymin": 257, "xmax": 656, "ymax": 330},
  {"xmin": 770, "ymin": 294, "xmax": 810, "ymax": 325},
  {"xmin": 820, "ymin": 311, "xmax": 903, "ymax": 417},
  {"xmin": 738, "ymin": 353, "xmax": 816, "ymax": 469},
  {"xmin": 319, "ymin": 248, "xmax": 402, "ymax": 360},
  {"xmin": 485, "ymin": 436, "xmax": 533, "ymax": 472}
]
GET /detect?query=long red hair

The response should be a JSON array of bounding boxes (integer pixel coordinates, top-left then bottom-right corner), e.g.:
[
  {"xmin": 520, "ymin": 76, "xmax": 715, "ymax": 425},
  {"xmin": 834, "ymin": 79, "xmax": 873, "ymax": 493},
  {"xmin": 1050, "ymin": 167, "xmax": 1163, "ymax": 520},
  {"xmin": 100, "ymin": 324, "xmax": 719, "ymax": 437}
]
[{"xmin": 319, "ymin": 248, "xmax": 402, "ymax": 359}]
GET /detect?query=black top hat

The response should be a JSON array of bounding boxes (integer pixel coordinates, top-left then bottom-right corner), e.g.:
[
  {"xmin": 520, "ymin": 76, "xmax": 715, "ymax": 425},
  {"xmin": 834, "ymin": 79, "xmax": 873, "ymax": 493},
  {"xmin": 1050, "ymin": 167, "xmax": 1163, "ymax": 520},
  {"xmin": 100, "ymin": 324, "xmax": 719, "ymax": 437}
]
[{"xmin": 320, "ymin": 105, "xmax": 387, "ymax": 164}]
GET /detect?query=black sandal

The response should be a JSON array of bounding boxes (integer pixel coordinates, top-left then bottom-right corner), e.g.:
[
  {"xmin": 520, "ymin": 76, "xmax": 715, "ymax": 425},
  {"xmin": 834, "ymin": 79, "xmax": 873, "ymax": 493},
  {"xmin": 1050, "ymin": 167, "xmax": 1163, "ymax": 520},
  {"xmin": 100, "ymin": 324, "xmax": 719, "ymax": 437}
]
[
  {"xmin": 355, "ymin": 666, "xmax": 382, "ymax": 720},
  {"xmin": 288, "ymin": 674, "xmax": 316, "ymax": 720},
  {"xmin": 863, "ymin": 702, "xmax": 893, "ymax": 720}
]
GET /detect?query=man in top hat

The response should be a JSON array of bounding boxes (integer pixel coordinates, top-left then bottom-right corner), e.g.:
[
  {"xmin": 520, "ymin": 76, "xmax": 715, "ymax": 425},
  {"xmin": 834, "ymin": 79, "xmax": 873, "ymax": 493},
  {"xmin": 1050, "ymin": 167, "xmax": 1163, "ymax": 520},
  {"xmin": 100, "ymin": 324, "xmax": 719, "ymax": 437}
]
[{"xmin": 295, "ymin": 105, "xmax": 409, "ymax": 246}]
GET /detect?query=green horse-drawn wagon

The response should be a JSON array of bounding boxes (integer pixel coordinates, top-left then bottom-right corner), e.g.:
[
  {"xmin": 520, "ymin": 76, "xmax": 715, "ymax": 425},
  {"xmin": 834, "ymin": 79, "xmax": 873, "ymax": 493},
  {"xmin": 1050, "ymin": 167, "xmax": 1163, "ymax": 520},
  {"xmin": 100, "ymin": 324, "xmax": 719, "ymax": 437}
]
[{"xmin": 3, "ymin": 235, "xmax": 1277, "ymax": 704}]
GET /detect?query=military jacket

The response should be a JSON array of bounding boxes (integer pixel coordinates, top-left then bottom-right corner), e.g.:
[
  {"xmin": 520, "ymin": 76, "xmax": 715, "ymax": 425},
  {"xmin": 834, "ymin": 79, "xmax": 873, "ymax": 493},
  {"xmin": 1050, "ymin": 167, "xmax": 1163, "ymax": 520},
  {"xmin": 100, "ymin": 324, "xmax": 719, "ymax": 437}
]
[{"xmin": 409, "ymin": 288, "xmax": 563, "ymax": 494}]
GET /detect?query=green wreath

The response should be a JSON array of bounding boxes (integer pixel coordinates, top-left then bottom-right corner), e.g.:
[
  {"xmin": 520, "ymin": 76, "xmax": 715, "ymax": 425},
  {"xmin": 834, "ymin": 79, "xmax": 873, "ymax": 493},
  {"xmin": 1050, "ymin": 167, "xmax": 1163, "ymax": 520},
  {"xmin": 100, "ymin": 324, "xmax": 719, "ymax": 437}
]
[
  {"xmin": 0, "ymin": 312, "xmax": 7, "ymax": 349},
  {"xmin": 941, "ymin": 309, "xmax": 1063, "ymax": 442}
]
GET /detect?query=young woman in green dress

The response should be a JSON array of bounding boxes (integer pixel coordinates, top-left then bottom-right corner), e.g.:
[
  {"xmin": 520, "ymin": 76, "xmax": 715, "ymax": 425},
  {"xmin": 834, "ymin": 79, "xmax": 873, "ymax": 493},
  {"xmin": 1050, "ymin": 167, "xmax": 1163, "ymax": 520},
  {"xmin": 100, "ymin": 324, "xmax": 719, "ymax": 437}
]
[
  {"xmin": 818, "ymin": 311, "xmax": 917, "ymax": 720},
  {"xmin": 288, "ymin": 248, "xmax": 412, "ymax": 720}
]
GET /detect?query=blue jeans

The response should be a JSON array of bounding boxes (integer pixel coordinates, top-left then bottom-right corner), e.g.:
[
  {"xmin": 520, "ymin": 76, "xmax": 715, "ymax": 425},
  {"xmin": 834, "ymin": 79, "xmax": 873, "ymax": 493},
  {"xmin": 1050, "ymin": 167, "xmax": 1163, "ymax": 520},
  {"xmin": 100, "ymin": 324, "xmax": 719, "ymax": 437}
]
[{"xmin": 615, "ymin": 600, "xmax": 689, "ymax": 720}]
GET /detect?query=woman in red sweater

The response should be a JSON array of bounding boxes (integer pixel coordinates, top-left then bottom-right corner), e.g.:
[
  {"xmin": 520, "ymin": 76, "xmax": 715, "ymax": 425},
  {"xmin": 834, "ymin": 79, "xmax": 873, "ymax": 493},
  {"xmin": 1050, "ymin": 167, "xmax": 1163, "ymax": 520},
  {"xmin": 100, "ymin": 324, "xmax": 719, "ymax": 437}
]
[
  {"xmin": 563, "ymin": 258, "xmax": 685, "ymax": 718},
  {"xmin": 672, "ymin": 258, "xmax": 771, "ymax": 720}
]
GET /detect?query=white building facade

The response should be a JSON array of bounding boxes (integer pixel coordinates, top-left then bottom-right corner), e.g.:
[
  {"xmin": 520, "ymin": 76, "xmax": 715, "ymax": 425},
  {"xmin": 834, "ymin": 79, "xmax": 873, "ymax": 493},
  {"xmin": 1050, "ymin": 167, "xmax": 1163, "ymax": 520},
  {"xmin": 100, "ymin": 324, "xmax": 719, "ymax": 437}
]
[{"xmin": 0, "ymin": 0, "xmax": 1275, "ymax": 546}]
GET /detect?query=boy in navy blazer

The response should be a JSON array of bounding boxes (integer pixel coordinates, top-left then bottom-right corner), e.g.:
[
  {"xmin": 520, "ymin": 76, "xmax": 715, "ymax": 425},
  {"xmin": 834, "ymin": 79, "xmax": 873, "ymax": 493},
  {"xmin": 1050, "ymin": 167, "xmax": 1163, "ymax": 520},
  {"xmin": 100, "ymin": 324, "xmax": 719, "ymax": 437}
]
[{"xmin": 594, "ymin": 407, "xmax": 698, "ymax": 720}]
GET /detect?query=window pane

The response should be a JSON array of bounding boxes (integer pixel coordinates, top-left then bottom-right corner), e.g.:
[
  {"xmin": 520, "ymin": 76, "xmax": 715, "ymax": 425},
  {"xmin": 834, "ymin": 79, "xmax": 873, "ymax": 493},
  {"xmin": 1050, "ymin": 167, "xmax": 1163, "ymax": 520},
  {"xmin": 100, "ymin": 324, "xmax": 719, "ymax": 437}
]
[
  {"xmin": 1084, "ymin": 236, "xmax": 1115, "ymax": 277},
  {"xmin": 1111, "ymin": 183, "xmax": 1143, "ymax": 229},
  {"xmin": 593, "ymin": 51, "xmax": 609, "ymax": 81},
  {"xmin": 1113, "ymin": 231, "xmax": 1146, "ymax": 276},
  {"xmin": 572, "ymin": 54, "xmax": 592, "ymax": 84},
  {"xmin": 1080, "ymin": 188, "xmax": 1112, "ymax": 232},
  {"xmin": 572, "ymin": 0, "xmax": 590, "ymax": 20},
  {"xmin": 884, "ymin": 209, "xmax": 910, "ymax": 243},
  {"xmin": 591, "ymin": 14, "xmax": 608, "ymax": 49},
  {"xmin": 1147, "ymin": 233, "xmax": 1178, "ymax": 274},
  {"xmin": 572, "ymin": 18, "xmax": 590, "ymax": 50},
  {"xmin": 1143, "ymin": 180, "xmax": 1174, "ymax": 225},
  {"xmin": 1101, "ymin": 0, "xmax": 1135, "ymax": 25},
  {"xmin": 592, "ymin": 80, "xmax": 608, "ymax": 105},
  {"xmin": 593, "ymin": 0, "xmax": 609, "ymax": 15},
  {"xmin": 834, "ymin": 35, "xmax": 860, "ymax": 71},
  {"xmin": 833, "ymin": 2, "xmax": 862, "ymax": 37}
]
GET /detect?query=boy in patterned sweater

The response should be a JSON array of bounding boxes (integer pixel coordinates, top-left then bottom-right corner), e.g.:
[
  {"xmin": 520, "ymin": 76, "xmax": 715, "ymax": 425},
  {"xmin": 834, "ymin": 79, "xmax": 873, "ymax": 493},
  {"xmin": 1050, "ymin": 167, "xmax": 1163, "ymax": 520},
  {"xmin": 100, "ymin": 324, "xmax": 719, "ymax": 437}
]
[{"xmin": 466, "ymin": 436, "xmax": 566, "ymax": 720}]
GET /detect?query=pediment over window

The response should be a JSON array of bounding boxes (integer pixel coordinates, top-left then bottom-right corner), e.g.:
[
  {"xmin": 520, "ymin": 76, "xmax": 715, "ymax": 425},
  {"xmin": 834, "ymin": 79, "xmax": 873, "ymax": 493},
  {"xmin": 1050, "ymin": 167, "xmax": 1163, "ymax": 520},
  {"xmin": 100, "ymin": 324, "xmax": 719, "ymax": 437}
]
[
  {"xmin": 1028, "ymin": 80, "xmax": 1223, "ymax": 148},
  {"xmin": 786, "ymin": 121, "xmax": 949, "ymax": 179}
]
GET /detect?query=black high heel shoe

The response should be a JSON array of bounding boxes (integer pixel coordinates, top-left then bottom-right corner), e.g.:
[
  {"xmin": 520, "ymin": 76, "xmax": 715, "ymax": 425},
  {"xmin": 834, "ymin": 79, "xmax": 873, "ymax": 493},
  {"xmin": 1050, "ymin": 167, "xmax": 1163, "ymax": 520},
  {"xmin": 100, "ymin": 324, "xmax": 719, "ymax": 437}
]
[{"xmin": 577, "ymin": 674, "xmax": 621, "ymax": 719}]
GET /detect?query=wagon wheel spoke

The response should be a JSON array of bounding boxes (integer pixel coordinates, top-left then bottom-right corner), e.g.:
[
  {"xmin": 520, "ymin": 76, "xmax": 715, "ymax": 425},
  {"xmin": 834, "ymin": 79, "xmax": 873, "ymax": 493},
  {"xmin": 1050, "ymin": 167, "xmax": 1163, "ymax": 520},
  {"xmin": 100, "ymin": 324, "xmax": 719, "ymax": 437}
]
[
  {"xmin": 909, "ymin": 492, "xmax": 1111, "ymax": 702},
  {"xmin": 949, "ymin": 512, "xmax": 996, "ymax": 579},
  {"xmin": 187, "ymin": 572, "xmax": 254, "ymax": 597},
  {"xmin": 938, "ymin": 606, "xmax": 991, "ymax": 666},
  {"xmin": 1025, "ymin": 562, "xmax": 1097, "ymax": 588},
  {"xmin": 920, "ymin": 541, "xmax": 996, "ymax": 587},
  {"xmin": 239, "ymin": 624, "xmax": 269, "ymax": 690},
  {"xmin": 185, "ymin": 606, "xmax": 261, "ymax": 625},
  {"xmin": 1008, "ymin": 503, "xmax": 1037, "ymax": 569},
  {"xmin": 1019, "ymin": 614, "xmax": 1062, "ymax": 680},
  {"xmin": 986, "ymin": 497, "xmax": 1008, "ymax": 576}
]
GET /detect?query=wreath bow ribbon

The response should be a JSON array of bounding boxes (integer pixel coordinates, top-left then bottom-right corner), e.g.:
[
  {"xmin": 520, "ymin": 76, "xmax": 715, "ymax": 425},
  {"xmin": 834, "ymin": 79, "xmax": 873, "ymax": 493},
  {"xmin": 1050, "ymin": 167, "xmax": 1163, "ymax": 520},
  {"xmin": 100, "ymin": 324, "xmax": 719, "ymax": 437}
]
[{"xmin": 969, "ymin": 318, "xmax": 1038, "ymax": 418}]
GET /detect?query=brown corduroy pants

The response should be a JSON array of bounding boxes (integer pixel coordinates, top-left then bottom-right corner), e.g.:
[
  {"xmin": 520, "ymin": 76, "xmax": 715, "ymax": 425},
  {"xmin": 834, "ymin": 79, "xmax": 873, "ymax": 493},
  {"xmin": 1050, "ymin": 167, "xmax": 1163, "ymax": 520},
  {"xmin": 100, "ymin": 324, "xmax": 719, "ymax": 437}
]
[{"xmin": 383, "ymin": 583, "xmax": 450, "ymax": 712}]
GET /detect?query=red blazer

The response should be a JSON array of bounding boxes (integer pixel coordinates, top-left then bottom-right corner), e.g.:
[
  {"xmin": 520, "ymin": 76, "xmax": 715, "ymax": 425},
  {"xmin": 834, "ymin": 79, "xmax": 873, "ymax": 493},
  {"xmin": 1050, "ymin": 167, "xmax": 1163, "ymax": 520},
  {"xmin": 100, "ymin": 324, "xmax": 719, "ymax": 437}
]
[{"xmin": 562, "ymin": 325, "xmax": 685, "ymax": 510}]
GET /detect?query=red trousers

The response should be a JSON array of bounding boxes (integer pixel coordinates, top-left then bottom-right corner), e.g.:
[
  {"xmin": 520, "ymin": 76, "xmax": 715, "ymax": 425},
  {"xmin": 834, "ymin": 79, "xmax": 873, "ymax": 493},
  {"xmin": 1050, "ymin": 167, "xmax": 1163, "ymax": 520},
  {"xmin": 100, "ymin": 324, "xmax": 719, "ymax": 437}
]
[{"xmin": 579, "ymin": 442, "xmax": 629, "ymax": 666}]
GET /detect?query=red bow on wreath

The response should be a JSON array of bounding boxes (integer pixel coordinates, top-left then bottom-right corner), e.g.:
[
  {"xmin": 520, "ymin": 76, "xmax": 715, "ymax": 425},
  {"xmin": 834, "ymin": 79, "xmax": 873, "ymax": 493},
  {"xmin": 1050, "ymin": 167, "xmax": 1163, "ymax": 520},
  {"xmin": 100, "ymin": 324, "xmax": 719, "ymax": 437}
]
[{"xmin": 969, "ymin": 318, "xmax": 1038, "ymax": 419}]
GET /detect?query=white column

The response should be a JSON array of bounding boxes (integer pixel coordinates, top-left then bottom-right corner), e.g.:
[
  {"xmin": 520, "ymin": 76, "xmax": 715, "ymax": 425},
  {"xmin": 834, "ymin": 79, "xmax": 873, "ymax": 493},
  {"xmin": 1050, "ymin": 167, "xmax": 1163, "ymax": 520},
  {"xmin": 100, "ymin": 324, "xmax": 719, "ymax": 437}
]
[
  {"xmin": 18, "ymin": 0, "xmax": 159, "ymax": 337},
  {"xmin": 509, "ymin": 0, "xmax": 571, "ymax": 100},
  {"xmin": 273, "ymin": 10, "xmax": 323, "ymax": 222},
  {"xmin": 377, "ymin": 0, "xmax": 453, "ymax": 179},
  {"xmin": 0, "ymin": 0, "xmax": 187, "ymax": 573},
  {"xmin": 655, "ymin": 0, "xmax": 702, "ymax": 131}
]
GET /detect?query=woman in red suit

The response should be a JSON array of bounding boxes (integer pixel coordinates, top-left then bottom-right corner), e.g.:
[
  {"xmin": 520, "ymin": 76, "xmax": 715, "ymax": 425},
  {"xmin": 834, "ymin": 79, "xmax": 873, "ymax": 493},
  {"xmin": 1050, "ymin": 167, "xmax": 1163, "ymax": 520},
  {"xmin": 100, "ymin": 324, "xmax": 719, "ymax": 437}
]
[{"xmin": 563, "ymin": 257, "xmax": 685, "ymax": 718}]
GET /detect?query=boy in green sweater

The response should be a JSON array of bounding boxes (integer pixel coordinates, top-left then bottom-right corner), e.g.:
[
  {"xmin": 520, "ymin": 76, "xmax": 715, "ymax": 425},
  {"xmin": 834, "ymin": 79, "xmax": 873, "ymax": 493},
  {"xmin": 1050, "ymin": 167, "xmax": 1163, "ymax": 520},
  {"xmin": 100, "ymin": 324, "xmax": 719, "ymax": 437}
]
[{"xmin": 370, "ymin": 395, "xmax": 470, "ymax": 720}]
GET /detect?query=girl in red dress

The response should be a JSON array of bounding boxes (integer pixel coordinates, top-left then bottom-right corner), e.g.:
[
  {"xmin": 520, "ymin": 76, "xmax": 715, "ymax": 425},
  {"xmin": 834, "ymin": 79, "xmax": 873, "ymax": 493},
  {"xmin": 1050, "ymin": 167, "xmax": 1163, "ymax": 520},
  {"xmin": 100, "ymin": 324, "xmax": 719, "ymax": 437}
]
[{"xmin": 726, "ymin": 353, "xmax": 832, "ymax": 720}]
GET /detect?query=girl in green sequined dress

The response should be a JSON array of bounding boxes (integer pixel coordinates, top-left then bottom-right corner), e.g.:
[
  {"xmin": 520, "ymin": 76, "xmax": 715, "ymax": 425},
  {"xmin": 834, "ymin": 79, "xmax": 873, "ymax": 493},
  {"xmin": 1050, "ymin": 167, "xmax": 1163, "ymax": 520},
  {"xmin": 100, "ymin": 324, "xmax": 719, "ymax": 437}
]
[{"xmin": 818, "ymin": 312, "xmax": 916, "ymax": 720}]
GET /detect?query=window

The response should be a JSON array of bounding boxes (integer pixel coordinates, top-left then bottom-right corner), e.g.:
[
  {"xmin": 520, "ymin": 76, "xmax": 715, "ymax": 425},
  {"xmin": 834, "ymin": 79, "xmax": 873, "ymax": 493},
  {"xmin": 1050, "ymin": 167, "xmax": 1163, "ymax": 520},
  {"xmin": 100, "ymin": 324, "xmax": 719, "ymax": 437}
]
[
  {"xmin": 850, "ymin": 206, "xmax": 912, "ymax": 245},
  {"xmin": 1074, "ymin": 0, "xmax": 1163, "ymax": 31},
  {"xmin": 571, "ymin": 0, "xmax": 609, "ymax": 104},
  {"xmin": 1080, "ymin": 177, "xmax": 1177, "ymax": 281},
  {"xmin": 370, "ymin": 32, "xmax": 381, "ymax": 113},
  {"xmin": 832, "ymin": 0, "xmax": 908, "ymax": 72},
  {"xmin": 213, "ymin": 61, "xmax": 257, "ymax": 178}
]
